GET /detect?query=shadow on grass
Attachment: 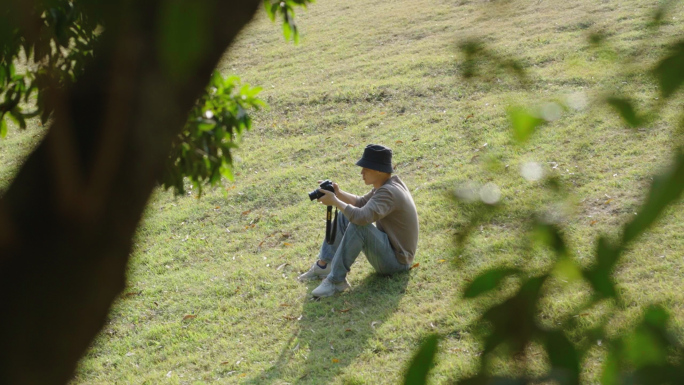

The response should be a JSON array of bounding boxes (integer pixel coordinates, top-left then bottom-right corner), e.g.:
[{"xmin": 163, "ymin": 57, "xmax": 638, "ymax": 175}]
[{"xmin": 246, "ymin": 269, "xmax": 410, "ymax": 384}]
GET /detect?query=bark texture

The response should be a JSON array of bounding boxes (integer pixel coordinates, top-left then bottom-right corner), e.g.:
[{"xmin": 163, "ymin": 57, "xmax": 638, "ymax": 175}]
[{"xmin": 0, "ymin": 1, "xmax": 261, "ymax": 383}]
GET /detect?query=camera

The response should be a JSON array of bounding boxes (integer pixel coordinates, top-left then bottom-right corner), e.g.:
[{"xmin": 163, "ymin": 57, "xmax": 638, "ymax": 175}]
[{"xmin": 308, "ymin": 180, "xmax": 335, "ymax": 201}]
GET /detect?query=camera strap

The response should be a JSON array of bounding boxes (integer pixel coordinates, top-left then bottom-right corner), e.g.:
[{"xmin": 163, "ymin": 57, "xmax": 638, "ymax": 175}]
[{"xmin": 325, "ymin": 205, "xmax": 338, "ymax": 245}]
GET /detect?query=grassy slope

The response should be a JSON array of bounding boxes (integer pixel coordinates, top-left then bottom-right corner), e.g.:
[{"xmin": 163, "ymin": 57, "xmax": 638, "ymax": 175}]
[{"xmin": 2, "ymin": 0, "xmax": 684, "ymax": 383}]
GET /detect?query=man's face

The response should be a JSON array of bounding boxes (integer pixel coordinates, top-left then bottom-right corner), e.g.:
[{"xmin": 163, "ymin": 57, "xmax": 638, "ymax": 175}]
[{"xmin": 361, "ymin": 167, "xmax": 382, "ymax": 185}]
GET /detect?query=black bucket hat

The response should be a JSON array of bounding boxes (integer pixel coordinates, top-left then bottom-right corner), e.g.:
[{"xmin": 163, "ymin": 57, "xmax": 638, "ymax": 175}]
[{"xmin": 355, "ymin": 144, "xmax": 393, "ymax": 173}]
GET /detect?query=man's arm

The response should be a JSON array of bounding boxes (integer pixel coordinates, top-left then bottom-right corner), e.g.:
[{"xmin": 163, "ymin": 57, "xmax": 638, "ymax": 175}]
[
  {"xmin": 329, "ymin": 182, "xmax": 357, "ymax": 206},
  {"xmin": 335, "ymin": 189, "xmax": 358, "ymax": 206},
  {"xmin": 317, "ymin": 188, "xmax": 394, "ymax": 226}
]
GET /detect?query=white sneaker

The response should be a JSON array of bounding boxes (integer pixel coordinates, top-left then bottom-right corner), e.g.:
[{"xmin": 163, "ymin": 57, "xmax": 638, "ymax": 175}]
[
  {"xmin": 311, "ymin": 278, "xmax": 350, "ymax": 298},
  {"xmin": 297, "ymin": 261, "xmax": 331, "ymax": 282}
]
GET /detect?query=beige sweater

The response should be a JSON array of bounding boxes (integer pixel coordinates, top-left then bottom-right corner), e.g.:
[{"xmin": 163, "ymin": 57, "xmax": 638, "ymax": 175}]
[{"xmin": 342, "ymin": 175, "xmax": 419, "ymax": 265}]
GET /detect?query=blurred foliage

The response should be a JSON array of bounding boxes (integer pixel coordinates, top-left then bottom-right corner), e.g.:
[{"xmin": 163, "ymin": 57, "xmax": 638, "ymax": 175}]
[
  {"xmin": 405, "ymin": 3, "xmax": 684, "ymax": 384},
  {"xmin": 162, "ymin": 71, "xmax": 265, "ymax": 195},
  {"xmin": 263, "ymin": 0, "xmax": 315, "ymax": 43},
  {"xmin": 0, "ymin": 1, "xmax": 100, "ymax": 134},
  {"xmin": 0, "ymin": 0, "xmax": 309, "ymax": 193},
  {"xmin": 403, "ymin": 335, "xmax": 439, "ymax": 385}
]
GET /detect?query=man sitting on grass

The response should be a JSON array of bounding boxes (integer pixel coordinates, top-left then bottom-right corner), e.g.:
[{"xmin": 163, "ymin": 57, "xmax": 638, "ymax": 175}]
[{"xmin": 298, "ymin": 144, "xmax": 419, "ymax": 297}]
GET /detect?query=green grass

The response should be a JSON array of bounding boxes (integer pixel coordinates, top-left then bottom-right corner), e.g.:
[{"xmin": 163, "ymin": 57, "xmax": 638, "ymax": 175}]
[{"xmin": 3, "ymin": 0, "xmax": 684, "ymax": 383}]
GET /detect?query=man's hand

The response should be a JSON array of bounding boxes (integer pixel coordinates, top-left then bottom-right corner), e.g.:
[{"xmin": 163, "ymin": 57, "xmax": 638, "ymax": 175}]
[
  {"xmin": 317, "ymin": 189, "xmax": 338, "ymax": 206},
  {"xmin": 318, "ymin": 180, "xmax": 341, "ymax": 195}
]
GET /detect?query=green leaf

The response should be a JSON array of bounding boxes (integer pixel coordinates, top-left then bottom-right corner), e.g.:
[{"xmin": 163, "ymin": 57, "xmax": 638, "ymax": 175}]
[
  {"xmin": 8, "ymin": 108, "xmax": 26, "ymax": 129},
  {"xmin": 403, "ymin": 334, "xmax": 439, "ymax": 385},
  {"xmin": 266, "ymin": 2, "xmax": 279, "ymax": 22},
  {"xmin": 601, "ymin": 343, "xmax": 620, "ymax": 385},
  {"xmin": 282, "ymin": 14, "xmax": 292, "ymax": 41},
  {"xmin": 545, "ymin": 331, "xmax": 580, "ymax": 385},
  {"xmin": 508, "ymin": 106, "xmax": 544, "ymax": 142},
  {"xmin": 197, "ymin": 120, "xmax": 216, "ymax": 132},
  {"xmin": 653, "ymin": 41, "xmax": 684, "ymax": 98},
  {"xmin": 211, "ymin": 70, "xmax": 224, "ymax": 89},
  {"xmin": 582, "ymin": 237, "xmax": 620, "ymax": 299},
  {"xmin": 0, "ymin": 116, "xmax": 7, "ymax": 138},
  {"xmin": 219, "ymin": 164, "xmax": 234, "ymax": 182},
  {"xmin": 463, "ymin": 268, "xmax": 520, "ymax": 298},
  {"xmin": 606, "ymin": 97, "xmax": 642, "ymax": 128},
  {"xmin": 623, "ymin": 150, "xmax": 684, "ymax": 244},
  {"xmin": 552, "ymin": 257, "xmax": 583, "ymax": 283},
  {"xmin": 534, "ymin": 222, "xmax": 568, "ymax": 257},
  {"xmin": 481, "ymin": 276, "xmax": 547, "ymax": 355},
  {"xmin": 626, "ymin": 329, "xmax": 667, "ymax": 367}
]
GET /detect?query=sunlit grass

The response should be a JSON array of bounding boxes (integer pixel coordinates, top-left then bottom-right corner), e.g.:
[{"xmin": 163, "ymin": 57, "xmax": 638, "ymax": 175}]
[{"xmin": 2, "ymin": 0, "xmax": 684, "ymax": 383}]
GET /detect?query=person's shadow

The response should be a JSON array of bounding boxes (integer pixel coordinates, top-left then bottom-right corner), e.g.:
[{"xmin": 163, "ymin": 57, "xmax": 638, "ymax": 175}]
[{"xmin": 245, "ymin": 268, "xmax": 410, "ymax": 384}]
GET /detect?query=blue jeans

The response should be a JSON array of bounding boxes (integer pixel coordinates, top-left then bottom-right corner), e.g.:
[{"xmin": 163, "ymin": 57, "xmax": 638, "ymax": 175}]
[{"xmin": 318, "ymin": 211, "xmax": 409, "ymax": 283}]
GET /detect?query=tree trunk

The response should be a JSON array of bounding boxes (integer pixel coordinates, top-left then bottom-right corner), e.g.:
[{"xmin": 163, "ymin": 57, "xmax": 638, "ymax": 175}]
[{"xmin": 0, "ymin": 1, "xmax": 261, "ymax": 383}]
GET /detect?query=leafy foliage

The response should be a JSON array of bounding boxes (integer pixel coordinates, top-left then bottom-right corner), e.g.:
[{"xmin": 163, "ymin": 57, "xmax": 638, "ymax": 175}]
[
  {"xmin": 403, "ymin": 334, "xmax": 439, "ymax": 385},
  {"xmin": 0, "ymin": 1, "xmax": 100, "ymax": 131},
  {"xmin": 463, "ymin": 268, "xmax": 520, "ymax": 298},
  {"xmin": 606, "ymin": 97, "xmax": 644, "ymax": 128},
  {"xmin": 408, "ymin": 5, "xmax": 684, "ymax": 384},
  {"xmin": 264, "ymin": 0, "xmax": 316, "ymax": 43},
  {"xmin": 162, "ymin": 72, "xmax": 265, "ymax": 195},
  {"xmin": 1, "ymin": 0, "xmax": 309, "ymax": 194}
]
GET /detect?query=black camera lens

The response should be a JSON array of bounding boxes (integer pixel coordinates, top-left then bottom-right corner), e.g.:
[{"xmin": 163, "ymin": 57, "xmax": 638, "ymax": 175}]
[
  {"xmin": 308, "ymin": 189, "xmax": 323, "ymax": 201},
  {"xmin": 308, "ymin": 179, "xmax": 334, "ymax": 201}
]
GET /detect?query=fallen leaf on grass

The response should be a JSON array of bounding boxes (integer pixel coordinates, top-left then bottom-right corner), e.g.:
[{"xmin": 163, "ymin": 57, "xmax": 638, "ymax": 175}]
[
  {"xmin": 221, "ymin": 361, "xmax": 231, "ymax": 365},
  {"xmin": 215, "ymin": 206, "xmax": 220, "ymax": 209},
  {"xmin": 465, "ymin": 114, "xmax": 474, "ymax": 121},
  {"xmin": 579, "ymin": 313, "xmax": 590, "ymax": 317},
  {"xmin": 345, "ymin": 328, "xmax": 352, "ymax": 332},
  {"xmin": 464, "ymin": 278, "xmax": 473, "ymax": 283},
  {"xmin": 283, "ymin": 315, "xmax": 297, "ymax": 321},
  {"xmin": 283, "ymin": 242, "xmax": 292, "ymax": 246},
  {"xmin": 395, "ymin": 140, "xmax": 404, "ymax": 144},
  {"xmin": 339, "ymin": 309, "xmax": 351, "ymax": 313},
  {"xmin": 437, "ymin": 259, "xmax": 446, "ymax": 263},
  {"xmin": 153, "ymin": 301, "xmax": 159, "ymax": 307},
  {"xmin": 605, "ymin": 199, "xmax": 613, "ymax": 204},
  {"xmin": 241, "ymin": 210, "xmax": 251, "ymax": 216},
  {"xmin": 380, "ymin": 111, "xmax": 386, "ymax": 115},
  {"xmin": 276, "ymin": 263, "xmax": 289, "ymax": 270},
  {"xmin": 182, "ymin": 315, "xmax": 196, "ymax": 320},
  {"xmin": 470, "ymin": 155, "xmax": 480, "ymax": 162},
  {"xmin": 280, "ymin": 303, "xmax": 291, "ymax": 307},
  {"xmin": 411, "ymin": 263, "xmax": 420, "ymax": 269},
  {"xmin": 332, "ymin": 358, "xmax": 340, "ymax": 363},
  {"xmin": 412, "ymin": 138, "xmax": 420, "ymax": 142},
  {"xmin": 371, "ymin": 321, "xmax": 381, "ymax": 329},
  {"xmin": 239, "ymin": 373, "xmax": 246, "ymax": 378},
  {"xmin": 124, "ymin": 291, "xmax": 141, "ymax": 297},
  {"xmin": 345, "ymin": 144, "xmax": 355, "ymax": 148},
  {"xmin": 590, "ymin": 220, "xmax": 598, "ymax": 225}
]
